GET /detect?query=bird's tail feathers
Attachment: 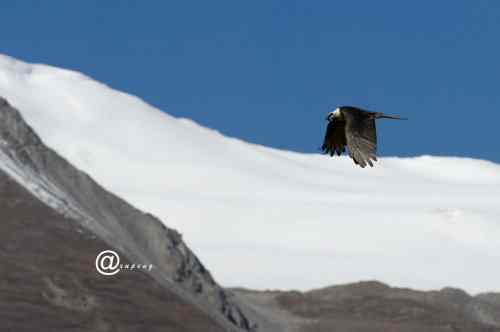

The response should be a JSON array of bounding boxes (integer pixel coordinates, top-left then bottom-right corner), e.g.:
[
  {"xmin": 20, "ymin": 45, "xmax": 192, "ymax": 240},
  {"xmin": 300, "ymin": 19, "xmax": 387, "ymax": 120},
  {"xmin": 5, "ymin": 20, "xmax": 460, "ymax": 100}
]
[{"xmin": 375, "ymin": 113, "xmax": 408, "ymax": 120}]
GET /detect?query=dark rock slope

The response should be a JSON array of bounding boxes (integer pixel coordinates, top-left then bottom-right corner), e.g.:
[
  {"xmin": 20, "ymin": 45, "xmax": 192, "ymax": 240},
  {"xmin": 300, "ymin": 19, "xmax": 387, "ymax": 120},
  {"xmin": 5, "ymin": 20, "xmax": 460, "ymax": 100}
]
[
  {"xmin": 0, "ymin": 96, "xmax": 254, "ymax": 331},
  {"xmin": 0, "ymin": 172, "xmax": 224, "ymax": 331}
]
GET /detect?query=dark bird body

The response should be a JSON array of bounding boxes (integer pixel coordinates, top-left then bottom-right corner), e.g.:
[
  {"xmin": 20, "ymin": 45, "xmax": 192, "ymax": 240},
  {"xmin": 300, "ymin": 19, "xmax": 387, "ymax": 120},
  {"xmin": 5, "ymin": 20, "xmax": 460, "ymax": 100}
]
[{"xmin": 321, "ymin": 106, "xmax": 406, "ymax": 168}]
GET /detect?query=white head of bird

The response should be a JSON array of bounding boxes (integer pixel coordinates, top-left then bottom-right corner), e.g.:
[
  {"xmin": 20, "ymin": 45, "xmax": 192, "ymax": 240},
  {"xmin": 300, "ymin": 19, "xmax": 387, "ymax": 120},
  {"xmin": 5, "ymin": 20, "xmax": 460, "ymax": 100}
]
[{"xmin": 326, "ymin": 107, "xmax": 342, "ymax": 122}]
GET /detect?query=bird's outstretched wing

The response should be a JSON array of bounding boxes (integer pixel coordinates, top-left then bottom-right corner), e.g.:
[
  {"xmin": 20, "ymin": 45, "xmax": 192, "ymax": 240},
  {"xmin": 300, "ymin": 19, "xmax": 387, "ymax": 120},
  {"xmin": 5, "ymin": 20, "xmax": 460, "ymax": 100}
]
[
  {"xmin": 342, "ymin": 109, "xmax": 378, "ymax": 168},
  {"xmin": 321, "ymin": 120, "xmax": 347, "ymax": 156}
]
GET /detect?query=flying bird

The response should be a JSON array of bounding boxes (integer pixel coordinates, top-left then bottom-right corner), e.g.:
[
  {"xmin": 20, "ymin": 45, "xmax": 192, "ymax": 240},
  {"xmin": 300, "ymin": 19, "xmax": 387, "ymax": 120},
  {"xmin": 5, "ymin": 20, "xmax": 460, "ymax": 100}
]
[{"xmin": 321, "ymin": 106, "xmax": 406, "ymax": 168}]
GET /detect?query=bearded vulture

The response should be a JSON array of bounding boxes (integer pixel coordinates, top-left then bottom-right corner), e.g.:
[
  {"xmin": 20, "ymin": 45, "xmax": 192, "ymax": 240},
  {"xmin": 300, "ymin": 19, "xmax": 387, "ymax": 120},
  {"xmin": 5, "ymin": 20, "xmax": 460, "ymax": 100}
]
[{"xmin": 321, "ymin": 106, "xmax": 406, "ymax": 168}]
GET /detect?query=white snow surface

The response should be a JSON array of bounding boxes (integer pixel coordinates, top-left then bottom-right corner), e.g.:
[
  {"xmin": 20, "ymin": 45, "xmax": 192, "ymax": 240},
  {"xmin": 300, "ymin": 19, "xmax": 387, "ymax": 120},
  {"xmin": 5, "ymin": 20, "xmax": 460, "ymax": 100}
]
[{"xmin": 0, "ymin": 54, "xmax": 499, "ymax": 294}]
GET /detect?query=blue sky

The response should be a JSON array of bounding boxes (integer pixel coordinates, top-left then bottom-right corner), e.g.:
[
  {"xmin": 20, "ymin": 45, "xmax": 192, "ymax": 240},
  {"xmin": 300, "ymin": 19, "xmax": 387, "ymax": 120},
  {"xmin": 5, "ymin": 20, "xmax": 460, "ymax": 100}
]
[{"xmin": 1, "ymin": 1, "xmax": 499, "ymax": 162}]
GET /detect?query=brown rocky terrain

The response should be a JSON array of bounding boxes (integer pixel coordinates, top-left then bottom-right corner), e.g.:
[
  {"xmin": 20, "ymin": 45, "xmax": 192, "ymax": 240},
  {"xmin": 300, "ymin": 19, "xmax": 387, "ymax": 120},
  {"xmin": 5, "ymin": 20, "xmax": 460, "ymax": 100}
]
[
  {"xmin": 233, "ymin": 282, "xmax": 500, "ymax": 332},
  {"xmin": 0, "ymin": 172, "xmax": 225, "ymax": 332}
]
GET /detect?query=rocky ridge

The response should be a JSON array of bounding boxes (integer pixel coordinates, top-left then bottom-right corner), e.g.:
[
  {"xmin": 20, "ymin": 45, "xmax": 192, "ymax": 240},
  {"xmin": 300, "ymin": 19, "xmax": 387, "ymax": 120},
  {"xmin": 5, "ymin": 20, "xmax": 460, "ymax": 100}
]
[{"xmin": 0, "ymin": 96, "xmax": 254, "ymax": 331}]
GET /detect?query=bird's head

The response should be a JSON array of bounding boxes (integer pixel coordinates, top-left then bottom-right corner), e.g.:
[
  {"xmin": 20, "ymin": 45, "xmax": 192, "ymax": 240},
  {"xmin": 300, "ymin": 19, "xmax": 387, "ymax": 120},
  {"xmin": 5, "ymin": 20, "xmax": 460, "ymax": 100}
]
[{"xmin": 326, "ymin": 107, "xmax": 341, "ymax": 122}]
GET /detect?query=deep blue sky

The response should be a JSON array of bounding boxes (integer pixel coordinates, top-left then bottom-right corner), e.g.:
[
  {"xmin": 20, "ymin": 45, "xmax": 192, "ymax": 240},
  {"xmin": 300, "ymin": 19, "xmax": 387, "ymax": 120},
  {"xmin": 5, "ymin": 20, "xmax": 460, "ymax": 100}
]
[{"xmin": 1, "ymin": 1, "xmax": 499, "ymax": 162}]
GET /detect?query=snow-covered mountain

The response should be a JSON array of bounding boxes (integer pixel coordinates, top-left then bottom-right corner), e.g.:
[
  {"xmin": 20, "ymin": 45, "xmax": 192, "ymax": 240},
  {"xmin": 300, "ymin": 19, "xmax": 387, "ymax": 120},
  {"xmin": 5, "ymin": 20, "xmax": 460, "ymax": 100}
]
[{"xmin": 0, "ymin": 53, "xmax": 499, "ymax": 295}]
